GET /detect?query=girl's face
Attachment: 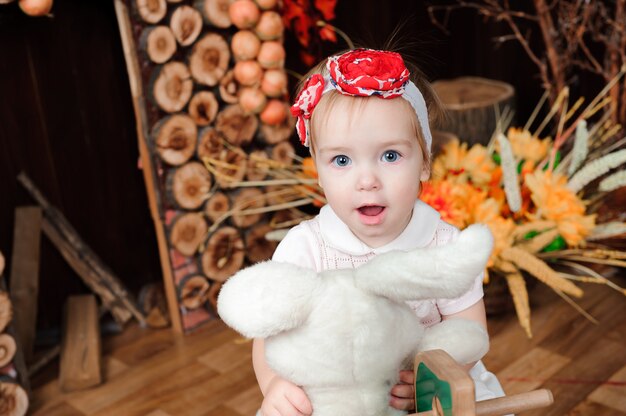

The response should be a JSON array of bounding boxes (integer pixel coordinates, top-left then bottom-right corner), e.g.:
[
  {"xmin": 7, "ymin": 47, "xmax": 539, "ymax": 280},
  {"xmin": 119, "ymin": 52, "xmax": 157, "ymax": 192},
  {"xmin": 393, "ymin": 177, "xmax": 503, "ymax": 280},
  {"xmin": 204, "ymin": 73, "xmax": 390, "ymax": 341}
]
[{"xmin": 313, "ymin": 96, "xmax": 430, "ymax": 248}]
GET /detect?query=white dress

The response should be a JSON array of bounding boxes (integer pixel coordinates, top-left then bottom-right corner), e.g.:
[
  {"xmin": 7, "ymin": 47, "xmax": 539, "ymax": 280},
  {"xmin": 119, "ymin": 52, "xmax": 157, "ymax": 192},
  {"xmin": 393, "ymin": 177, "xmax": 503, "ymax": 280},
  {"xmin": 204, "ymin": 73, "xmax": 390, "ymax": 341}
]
[{"xmin": 272, "ymin": 200, "xmax": 506, "ymax": 402}]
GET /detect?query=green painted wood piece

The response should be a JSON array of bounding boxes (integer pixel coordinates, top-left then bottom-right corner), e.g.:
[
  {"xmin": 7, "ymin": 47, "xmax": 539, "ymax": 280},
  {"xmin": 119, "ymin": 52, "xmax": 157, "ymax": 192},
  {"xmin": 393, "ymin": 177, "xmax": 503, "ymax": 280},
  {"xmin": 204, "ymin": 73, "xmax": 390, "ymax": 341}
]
[{"xmin": 415, "ymin": 362, "xmax": 454, "ymax": 416}]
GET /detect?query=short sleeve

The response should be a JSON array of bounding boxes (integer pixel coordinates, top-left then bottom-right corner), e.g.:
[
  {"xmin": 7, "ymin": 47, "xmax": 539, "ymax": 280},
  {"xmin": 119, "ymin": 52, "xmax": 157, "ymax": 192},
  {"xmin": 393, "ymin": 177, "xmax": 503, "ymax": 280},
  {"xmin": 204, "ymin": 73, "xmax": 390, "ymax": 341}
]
[
  {"xmin": 436, "ymin": 271, "xmax": 485, "ymax": 315},
  {"xmin": 271, "ymin": 221, "xmax": 321, "ymax": 271},
  {"xmin": 432, "ymin": 220, "xmax": 485, "ymax": 315}
]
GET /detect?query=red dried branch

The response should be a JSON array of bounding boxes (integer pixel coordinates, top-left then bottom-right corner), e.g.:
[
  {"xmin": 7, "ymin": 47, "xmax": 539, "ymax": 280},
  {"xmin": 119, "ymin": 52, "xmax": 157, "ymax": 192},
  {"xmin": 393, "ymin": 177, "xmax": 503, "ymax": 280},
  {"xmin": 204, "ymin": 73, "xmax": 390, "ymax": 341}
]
[
  {"xmin": 428, "ymin": 1, "xmax": 537, "ymax": 34},
  {"xmin": 556, "ymin": 2, "xmax": 603, "ymax": 75},
  {"xmin": 428, "ymin": 0, "xmax": 626, "ymax": 126},
  {"xmin": 614, "ymin": 0, "xmax": 626, "ymax": 124},
  {"xmin": 502, "ymin": 14, "xmax": 551, "ymax": 93},
  {"xmin": 570, "ymin": 58, "xmax": 603, "ymax": 76},
  {"xmin": 533, "ymin": 0, "xmax": 566, "ymax": 95}
]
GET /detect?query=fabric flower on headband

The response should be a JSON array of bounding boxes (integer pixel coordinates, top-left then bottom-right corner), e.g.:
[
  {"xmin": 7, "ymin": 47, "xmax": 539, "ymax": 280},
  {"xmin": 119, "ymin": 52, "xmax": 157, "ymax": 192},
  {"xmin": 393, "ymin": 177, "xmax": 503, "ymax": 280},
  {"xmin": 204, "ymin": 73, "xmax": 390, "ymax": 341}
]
[
  {"xmin": 327, "ymin": 49, "xmax": 409, "ymax": 99},
  {"xmin": 290, "ymin": 74, "xmax": 325, "ymax": 146},
  {"xmin": 291, "ymin": 49, "xmax": 412, "ymax": 146}
]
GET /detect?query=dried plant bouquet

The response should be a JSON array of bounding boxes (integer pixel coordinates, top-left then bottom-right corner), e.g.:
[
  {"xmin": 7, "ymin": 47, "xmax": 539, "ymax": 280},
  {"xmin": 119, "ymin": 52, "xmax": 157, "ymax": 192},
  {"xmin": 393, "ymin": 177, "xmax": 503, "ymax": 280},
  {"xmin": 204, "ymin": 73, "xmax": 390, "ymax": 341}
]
[
  {"xmin": 419, "ymin": 79, "xmax": 626, "ymax": 337},
  {"xmin": 203, "ymin": 74, "xmax": 626, "ymax": 337}
]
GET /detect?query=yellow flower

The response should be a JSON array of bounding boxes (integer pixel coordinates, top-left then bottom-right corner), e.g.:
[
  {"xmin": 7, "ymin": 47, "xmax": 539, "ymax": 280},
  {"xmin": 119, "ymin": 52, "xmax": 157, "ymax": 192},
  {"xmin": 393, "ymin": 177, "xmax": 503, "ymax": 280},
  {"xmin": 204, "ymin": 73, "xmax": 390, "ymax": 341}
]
[
  {"xmin": 456, "ymin": 183, "xmax": 488, "ymax": 221},
  {"xmin": 463, "ymin": 144, "xmax": 497, "ymax": 186},
  {"xmin": 507, "ymin": 127, "xmax": 552, "ymax": 163},
  {"xmin": 433, "ymin": 139, "xmax": 497, "ymax": 187},
  {"xmin": 525, "ymin": 170, "xmax": 596, "ymax": 245},
  {"xmin": 432, "ymin": 139, "xmax": 469, "ymax": 182},
  {"xmin": 558, "ymin": 215, "xmax": 597, "ymax": 246}
]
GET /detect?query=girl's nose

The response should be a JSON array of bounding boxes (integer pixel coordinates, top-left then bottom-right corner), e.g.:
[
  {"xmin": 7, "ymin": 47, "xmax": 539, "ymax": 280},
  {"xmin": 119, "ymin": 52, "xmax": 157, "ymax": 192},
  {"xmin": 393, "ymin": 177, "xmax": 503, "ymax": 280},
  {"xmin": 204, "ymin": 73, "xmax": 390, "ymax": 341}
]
[{"xmin": 357, "ymin": 167, "xmax": 381, "ymax": 191}]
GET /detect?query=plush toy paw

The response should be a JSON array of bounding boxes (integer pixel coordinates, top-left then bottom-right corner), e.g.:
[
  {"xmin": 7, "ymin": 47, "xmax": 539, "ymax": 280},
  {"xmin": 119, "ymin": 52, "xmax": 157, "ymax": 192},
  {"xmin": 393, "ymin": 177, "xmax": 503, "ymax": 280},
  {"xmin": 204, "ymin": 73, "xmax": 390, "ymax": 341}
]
[
  {"xmin": 218, "ymin": 261, "xmax": 319, "ymax": 338},
  {"xmin": 419, "ymin": 319, "xmax": 489, "ymax": 365}
]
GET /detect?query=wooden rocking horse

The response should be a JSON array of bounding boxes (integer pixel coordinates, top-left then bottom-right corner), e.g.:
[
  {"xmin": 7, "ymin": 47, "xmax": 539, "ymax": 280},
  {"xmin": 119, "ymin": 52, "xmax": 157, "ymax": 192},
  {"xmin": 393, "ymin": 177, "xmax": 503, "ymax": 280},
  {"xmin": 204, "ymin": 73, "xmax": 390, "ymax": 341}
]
[{"xmin": 411, "ymin": 350, "xmax": 554, "ymax": 416}]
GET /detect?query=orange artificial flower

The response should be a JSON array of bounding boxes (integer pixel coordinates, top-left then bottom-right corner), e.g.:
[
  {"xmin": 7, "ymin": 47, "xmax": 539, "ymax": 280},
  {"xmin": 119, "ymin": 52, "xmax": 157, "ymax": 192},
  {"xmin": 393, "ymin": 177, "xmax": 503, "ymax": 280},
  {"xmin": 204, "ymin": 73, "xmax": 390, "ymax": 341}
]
[
  {"xmin": 473, "ymin": 198, "xmax": 515, "ymax": 266},
  {"xmin": 520, "ymin": 159, "xmax": 536, "ymax": 178},
  {"xmin": 420, "ymin": 180, "xmax": 467, "ymax": 228},
  {"xmin": 507, "ymin": 127, "xmax": 552, "ymax": 163},
  {"xmin": 432, "ymin": 140, "xmax": 469, "ymax": 182},
  {"xmin": 525, "ymin": 170, "xmax": 596, "ymax": 245},
  {"xmin": 298, "ymin": 157, "xmax": 324, "ymax": 207},
  {"xmin": 433, "ymin": 140, "xmax": 496, "ymax": 187},
  {"xmin": 457, "ymin": 183, "xmax": 489, "ymax": 223},
  {"xmin": 420, "ymin": 179, "xmax": 487, "ymax": 229},
  {"xmin": 302, "ymin": 157, "xmax": 318, "ymax": 179},
  {"xmin": 464, "ymin": 144, "xmax": 497, "ymax": 186}
]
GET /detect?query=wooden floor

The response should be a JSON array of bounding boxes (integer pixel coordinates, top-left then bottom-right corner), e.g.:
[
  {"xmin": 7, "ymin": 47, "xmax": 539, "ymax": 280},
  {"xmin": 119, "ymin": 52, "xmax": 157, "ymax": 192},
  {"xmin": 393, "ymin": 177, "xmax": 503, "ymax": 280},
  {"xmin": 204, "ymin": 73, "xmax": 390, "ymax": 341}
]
[{"xmin": 31, "ymin": 276, "xmax": 626, "ymax": 416}]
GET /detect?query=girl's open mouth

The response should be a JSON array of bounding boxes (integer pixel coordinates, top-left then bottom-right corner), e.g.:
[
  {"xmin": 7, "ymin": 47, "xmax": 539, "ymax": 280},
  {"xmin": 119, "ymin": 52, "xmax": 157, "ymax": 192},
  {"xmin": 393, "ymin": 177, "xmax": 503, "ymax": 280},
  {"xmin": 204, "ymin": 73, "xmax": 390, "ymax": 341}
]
[{"xmin": 357, "ymin": 205, "xmax": 386, "ymax": 225}]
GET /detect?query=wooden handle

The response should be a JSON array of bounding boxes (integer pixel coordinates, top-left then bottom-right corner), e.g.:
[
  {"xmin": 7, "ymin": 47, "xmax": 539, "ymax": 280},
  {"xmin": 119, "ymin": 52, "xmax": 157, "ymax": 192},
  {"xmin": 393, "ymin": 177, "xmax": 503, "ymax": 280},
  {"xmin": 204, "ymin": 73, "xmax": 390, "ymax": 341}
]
[
  {"xmin": 412, "ymin": 389, "xmax": 554, "ymax": 416},
  {"xmin": 476, "ymin": 389, "xmax": 554, "ymax": 416}
]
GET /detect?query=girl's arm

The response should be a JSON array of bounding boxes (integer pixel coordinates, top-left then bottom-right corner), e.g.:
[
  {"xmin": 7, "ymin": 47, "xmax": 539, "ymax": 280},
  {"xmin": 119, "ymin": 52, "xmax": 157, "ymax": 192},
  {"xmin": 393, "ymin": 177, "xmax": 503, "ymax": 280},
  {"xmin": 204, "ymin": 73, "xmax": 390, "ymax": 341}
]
[
  {"xmin": 441, "ymin": 299, "xmax": 488, "ymax": 372},
  {"xmin": 253, "ymin": 338, "xmax": 313, "ymax": 416},
  {"xmin": 251, "ymin": 222, "xmax": 317, "ymax": 414},
  {"xmin": 253, "ymin": 338, "xmax": 276, "ymax": 395},
  {"xmin": 390, "ymin": 299, "xmax": 488, "ymax": 411}
]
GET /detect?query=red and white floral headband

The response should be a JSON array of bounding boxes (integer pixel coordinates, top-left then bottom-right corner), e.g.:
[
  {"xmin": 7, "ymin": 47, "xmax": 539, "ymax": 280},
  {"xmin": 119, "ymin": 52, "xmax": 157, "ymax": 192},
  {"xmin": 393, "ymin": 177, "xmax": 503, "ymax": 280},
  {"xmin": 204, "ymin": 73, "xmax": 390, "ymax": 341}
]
[{"xmin": 290, "ymin": 49, "xmax": 433, "ymax": 151}]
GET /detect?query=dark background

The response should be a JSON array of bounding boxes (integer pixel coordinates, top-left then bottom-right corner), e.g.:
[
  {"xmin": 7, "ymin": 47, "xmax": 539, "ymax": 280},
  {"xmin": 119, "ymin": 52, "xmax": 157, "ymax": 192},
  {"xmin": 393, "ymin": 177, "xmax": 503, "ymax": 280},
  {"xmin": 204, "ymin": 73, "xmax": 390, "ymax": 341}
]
[{"xmin": 0, "ymin": 0, "xmax": 553, "ymax": 334}]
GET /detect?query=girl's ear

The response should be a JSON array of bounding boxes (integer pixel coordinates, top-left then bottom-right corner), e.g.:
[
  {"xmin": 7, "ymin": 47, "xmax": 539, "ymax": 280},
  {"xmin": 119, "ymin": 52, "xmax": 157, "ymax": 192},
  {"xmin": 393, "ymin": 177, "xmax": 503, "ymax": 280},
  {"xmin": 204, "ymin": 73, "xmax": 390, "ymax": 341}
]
[{"xmin": 420, "ymin": 166, "xmax": 430, "ymax": 182}]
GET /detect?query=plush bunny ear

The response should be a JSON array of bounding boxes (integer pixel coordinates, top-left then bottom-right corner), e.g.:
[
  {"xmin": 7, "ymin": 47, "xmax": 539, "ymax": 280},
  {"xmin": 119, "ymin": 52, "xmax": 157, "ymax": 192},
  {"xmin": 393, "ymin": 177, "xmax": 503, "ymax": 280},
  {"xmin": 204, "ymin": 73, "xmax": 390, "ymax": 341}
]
[
  {"xmin": 217, "ymin": 261, "xmax": 319, "ymax": 339},
  {"xmin": 354, "ymin": 224, "xmax": 493, "ymax": 302}
]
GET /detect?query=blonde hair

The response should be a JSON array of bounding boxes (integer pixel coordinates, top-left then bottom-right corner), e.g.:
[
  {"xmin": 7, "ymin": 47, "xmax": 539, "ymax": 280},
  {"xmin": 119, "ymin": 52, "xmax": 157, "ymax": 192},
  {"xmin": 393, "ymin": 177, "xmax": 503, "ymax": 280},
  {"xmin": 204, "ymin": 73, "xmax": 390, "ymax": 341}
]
[{"xmin": 294, "ymin": 50, "xmax": 443, "ymax": 172}]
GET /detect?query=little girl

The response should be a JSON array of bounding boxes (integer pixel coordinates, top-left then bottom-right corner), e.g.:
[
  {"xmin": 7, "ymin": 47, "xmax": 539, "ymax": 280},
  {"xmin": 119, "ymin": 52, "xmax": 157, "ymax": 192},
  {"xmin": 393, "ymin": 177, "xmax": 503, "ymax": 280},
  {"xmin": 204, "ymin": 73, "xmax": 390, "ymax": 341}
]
[{"xmin": 253, "ymin": 48, "xmax": 505, "ymax": 416}]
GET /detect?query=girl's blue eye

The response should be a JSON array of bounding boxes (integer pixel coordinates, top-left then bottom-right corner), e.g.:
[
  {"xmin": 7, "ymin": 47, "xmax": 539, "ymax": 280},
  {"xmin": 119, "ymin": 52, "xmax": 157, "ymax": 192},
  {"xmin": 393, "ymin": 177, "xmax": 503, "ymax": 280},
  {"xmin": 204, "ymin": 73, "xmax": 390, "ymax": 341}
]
[
  {"xmin": 382, "ymin": 151, "xmax": 400, "ymax": 163},
  {"xmin": 332, "ymin": 155, "xmax": 351, "ymax": 167}
]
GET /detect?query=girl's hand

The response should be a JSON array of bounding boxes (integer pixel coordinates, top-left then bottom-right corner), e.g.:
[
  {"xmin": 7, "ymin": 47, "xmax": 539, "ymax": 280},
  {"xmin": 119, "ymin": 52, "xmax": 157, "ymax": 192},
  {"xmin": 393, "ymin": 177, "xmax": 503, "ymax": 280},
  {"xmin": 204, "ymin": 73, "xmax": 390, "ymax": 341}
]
[
  {"xmin": 260, "ymin": 376, "xmax": 313, "ymax": 416},
  {"xmin": 390, "ymin": 370, "xmax": 415, "ymax": 411}
]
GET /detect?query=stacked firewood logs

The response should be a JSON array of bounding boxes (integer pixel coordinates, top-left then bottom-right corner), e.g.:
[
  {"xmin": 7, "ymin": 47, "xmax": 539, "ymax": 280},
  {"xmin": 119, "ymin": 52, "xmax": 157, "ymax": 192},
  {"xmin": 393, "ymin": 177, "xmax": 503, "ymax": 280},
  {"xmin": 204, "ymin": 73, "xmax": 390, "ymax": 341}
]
[
  {"xmin": 125, "ymin": 0, "xmax": 305, "ymax": 331},
  {"xmin": 0, "ymin": 253, "xmax": 29, "ymax": 416}
]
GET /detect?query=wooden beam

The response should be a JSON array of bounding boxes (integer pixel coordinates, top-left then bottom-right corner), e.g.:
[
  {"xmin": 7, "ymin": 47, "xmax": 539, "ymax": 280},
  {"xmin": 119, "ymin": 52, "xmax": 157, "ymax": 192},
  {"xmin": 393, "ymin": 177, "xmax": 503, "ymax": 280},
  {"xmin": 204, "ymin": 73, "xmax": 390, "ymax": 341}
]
[
  {"xmin": 17, "ymin": 172, "xmax": 146, "ymax": 327},
  {"xmin": 9, "ymin": 206, "xmax": 42, "ymax": 364},
  {"xmin": 27, "ymin": 345, "xmax": 60, "ymax": 378},
  {"xmin": 41, "ymin": 218, "xmax": 133, "ymax": 325},
  {"xmin": 59, "ymin": 294, "xmax": 102, "ymax": 392},
  {"xmin": 113, "ymin": 0, "xmax": 183, "ymax": 333}
]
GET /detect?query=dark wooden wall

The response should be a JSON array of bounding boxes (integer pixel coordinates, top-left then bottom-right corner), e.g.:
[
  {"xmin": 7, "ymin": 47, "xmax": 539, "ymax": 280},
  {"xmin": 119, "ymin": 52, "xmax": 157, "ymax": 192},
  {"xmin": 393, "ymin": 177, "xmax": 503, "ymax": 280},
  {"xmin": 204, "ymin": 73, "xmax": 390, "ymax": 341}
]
[
  {"xmin": 0, "ymin": 1, "xmax": 161, "ymax": 333},
  {"xmin": 0, "ymin": 0, "xmax": 546, "ymax": 333},
  {"xmin": 290, "ymin": 0, "xmax": 545, "ymax": 124}
]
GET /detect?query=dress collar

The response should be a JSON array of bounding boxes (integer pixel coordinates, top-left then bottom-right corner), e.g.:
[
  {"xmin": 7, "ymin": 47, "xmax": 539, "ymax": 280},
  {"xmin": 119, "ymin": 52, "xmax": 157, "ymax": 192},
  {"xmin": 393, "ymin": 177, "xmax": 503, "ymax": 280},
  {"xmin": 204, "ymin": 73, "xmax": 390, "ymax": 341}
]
[{"xmin": 318, "ymin": 200, "xmax": 441, "ymax": 255}]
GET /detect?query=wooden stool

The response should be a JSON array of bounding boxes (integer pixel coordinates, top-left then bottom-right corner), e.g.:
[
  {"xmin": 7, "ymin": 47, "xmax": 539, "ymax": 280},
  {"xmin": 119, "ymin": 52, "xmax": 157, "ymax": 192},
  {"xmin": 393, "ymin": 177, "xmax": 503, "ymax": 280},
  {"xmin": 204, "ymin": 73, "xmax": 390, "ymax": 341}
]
[
  {"xmin": 432, "ymin": 77, "xmax": 515, "ymax": 146},
  {"xmin": 411, "ymin": 350, "xmax": 553, "ymax": 416}
]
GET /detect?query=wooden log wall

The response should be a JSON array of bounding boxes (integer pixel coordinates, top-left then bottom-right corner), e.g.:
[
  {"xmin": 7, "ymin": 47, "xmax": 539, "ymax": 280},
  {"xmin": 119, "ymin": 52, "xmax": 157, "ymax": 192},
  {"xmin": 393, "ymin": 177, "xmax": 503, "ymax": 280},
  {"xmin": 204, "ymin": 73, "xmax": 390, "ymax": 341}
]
[
  {"xmin": 116, "ymin": 0, "xmax": 295, "ymax": 333},
  {"xmin": 0, "ymin": 253, "xmax": 30, "ymax": 416}
]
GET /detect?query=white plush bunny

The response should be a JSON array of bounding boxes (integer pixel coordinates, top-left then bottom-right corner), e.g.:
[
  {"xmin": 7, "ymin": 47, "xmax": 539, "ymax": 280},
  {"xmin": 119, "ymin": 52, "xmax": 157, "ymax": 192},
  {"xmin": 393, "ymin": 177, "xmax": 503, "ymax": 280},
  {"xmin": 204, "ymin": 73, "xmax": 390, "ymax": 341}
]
[{"xmin": 218, "ymin": 224, "xmax": 493, "ymax": 416}]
